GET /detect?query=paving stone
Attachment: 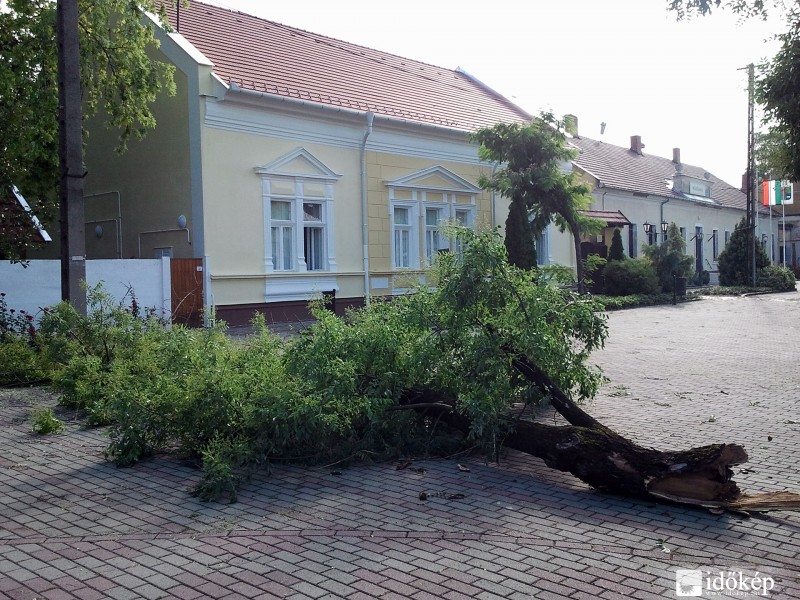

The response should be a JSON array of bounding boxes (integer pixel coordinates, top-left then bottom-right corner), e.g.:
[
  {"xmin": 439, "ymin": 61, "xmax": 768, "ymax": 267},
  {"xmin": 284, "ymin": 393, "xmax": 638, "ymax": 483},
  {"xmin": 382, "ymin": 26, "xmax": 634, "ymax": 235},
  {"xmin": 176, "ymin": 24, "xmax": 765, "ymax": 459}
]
[{"xmin": 3, "ymin": 295, "xmax": 800, "ymax": 599}]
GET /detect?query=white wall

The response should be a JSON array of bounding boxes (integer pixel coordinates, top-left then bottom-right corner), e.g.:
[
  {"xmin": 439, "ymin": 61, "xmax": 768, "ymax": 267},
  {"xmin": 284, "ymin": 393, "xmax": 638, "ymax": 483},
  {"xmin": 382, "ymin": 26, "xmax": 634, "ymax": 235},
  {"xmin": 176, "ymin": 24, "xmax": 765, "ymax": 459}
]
[{"xmin": 0, "ymin": 259, "xmax": 171, "ymax": 322}]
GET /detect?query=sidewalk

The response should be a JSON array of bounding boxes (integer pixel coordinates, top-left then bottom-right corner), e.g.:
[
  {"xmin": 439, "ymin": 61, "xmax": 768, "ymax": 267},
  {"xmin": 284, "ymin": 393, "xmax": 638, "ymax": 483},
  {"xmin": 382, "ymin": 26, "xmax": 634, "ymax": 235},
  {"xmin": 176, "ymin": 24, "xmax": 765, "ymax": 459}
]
[{"xmin": 2, "ymin": 292, "xmax": 800, "ymax": 599}]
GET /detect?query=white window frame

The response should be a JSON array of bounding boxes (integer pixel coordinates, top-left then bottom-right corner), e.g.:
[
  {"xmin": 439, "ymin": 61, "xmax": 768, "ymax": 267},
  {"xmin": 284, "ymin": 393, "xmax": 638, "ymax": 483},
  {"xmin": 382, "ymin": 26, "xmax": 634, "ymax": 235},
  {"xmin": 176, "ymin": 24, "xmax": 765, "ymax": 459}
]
[
  {"xmin": 389, "ymin": 189, "xmax": 477, "ymax": 269},
  {"xmin": 256, "ymin": 150, "xmax": 340, "ymax": 274},
  {"xmin": 392, "ymin": 203, "xmax": 417, "ymax": 269}
]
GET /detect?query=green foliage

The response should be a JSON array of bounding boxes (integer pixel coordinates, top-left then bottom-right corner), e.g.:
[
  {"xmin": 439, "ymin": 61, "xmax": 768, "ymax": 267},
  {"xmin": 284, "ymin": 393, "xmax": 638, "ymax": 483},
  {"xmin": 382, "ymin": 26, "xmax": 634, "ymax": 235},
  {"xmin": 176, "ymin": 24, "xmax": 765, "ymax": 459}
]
[
  {"xmin": 30, "ymin": 232, "xmax": 608, "ymax": 500},
  {"xmin": 757, "ymin": 264, "xmax": 797, "ymax": 291},
  {"xmin": 602, "ymin": 258, "xmax": 660, "ymax": 296},
  {"xmin": 717, "ymin": 217, "xmax": 770, "ymax": 286},
  {"xmin": 0, "ymin": 336, "xmax": 48, "ymax": 386},
  {"xmin": 504, "ymin": 198, "xmax": 537, "ymax": 269},
  {"xmin": 0, "ymin": 0, "xmax": 176, "ymax": 260},
  {"xmin": 0, "ymin": 293, "xmax": 48, "ymax": 384},
  {"xmin": 757, "ymin": 24, "xmax": 800, "ymax": 182},
  {"xmin": 594, "ymin": 292, "xmax": 697, "ymax": 310},
  {"xmin": 473, "ymin": 114, "xmax": 602, "ymax": 291},
  {"xmin": 31, "ymin": 408, "xmax": 64, "ymax": 435},
  {"xmin": 642, "ymin": 223, "xmax": 694, "ymax": 292},
  {"xmin": 667, "ymin": 0, "xmax": 775, "ymax": 20},
  {"xmin": 608, "ymin": 229, "xmax": 626, "ymax": 262}
]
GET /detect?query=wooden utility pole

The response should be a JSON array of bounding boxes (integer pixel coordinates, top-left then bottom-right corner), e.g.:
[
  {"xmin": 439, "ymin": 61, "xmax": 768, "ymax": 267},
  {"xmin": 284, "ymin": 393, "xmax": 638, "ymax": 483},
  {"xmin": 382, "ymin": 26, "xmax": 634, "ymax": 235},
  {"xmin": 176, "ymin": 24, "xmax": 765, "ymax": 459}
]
[
  {"xmin": 57, "ymin": 0, "xmax": 87, "ymax": 314},
  {"xmin": 747, "ymin": 63, "xmax": 757, "ymax": 287}
]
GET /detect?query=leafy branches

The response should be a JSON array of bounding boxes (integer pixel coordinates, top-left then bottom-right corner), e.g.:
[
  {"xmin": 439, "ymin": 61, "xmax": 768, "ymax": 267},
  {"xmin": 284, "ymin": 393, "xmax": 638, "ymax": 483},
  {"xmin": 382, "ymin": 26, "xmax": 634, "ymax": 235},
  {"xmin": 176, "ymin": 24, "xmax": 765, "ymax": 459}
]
[
  {"xmin": 13, "ymin": 230, "xmax": 606, "ymax": 500},
  {"xmin": 0, "ymin": 0, "xmax": 176, "ymax": 259},
  {"xmin": 473, "ymin": 114, "xmax": 601, "ymax": 292}
]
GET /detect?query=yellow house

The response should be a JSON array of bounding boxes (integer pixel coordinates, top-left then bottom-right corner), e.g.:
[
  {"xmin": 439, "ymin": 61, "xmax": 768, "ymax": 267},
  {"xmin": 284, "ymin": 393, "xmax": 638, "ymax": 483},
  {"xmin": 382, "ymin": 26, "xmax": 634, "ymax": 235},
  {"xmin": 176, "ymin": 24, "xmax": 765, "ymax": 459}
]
[{"xmin": 80, "ymin": 1, "xmax": 531, "ymax": 324}]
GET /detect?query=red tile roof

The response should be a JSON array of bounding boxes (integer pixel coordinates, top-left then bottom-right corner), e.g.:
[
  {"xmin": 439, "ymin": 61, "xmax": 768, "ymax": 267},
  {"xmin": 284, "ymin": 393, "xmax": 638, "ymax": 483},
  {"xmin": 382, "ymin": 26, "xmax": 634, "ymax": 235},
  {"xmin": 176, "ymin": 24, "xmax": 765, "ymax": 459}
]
[
  {"xmin": 160, "ymin": 1, "xmax": 531, "ymax": 132},
  {"xmin": 569, "ymin": 136, "xmax": 769, "ymax": 215},
  {"xmin": 580, "ymin": 210, "xmax": 631, "ymax": 226}
]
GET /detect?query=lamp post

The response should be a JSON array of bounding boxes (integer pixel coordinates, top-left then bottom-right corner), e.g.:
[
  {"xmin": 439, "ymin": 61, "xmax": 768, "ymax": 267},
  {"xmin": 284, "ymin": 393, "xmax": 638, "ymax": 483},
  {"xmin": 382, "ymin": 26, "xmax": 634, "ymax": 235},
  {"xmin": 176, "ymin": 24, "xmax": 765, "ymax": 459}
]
[
  {"xmin": 661, "ymin": 220, "xmax": 669, "ymax": 242},
  {"xmin": 643, "ymin": 221, "xmax": 652, "ymax": 246}
]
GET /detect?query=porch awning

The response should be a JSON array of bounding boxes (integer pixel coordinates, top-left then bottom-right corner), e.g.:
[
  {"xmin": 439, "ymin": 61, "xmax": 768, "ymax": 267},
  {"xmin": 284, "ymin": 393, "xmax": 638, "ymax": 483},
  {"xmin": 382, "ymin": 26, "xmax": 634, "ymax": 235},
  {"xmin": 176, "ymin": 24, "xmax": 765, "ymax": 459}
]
[{"xmin": 580, "ymin": 210, "xmax": 631, "ymax": 227}]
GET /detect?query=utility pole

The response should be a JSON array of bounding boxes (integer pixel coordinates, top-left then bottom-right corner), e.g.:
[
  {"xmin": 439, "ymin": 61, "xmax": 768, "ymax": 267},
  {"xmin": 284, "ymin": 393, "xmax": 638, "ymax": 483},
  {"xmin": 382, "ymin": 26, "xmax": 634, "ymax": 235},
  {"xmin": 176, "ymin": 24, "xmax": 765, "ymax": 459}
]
[
  {"xmin": 746, "ymin": 63, "xmax": 757, "ymax": 287},
  {"xmin": 57, "ymin": 0, "xmax": 87, "ymax": 314}
]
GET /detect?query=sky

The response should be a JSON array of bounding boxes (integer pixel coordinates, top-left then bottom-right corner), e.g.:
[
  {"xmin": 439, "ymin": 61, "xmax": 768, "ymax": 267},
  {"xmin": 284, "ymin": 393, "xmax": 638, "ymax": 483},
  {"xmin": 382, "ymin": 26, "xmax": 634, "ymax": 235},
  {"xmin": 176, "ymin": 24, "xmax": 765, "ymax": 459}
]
[{"xmin": 198, "ymin": 0, "xmax": 785, "ymax": 187}]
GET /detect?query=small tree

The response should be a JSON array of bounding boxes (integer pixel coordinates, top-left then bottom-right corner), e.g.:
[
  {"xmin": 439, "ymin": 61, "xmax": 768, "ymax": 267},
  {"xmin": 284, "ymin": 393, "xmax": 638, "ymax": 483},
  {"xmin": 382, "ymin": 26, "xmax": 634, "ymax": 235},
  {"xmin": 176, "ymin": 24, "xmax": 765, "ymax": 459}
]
[
  {"xmin": 642, "ymin": 223, "xmax": 694, "ymax": 292},
  {"xmin": 608, "ymin": 229, "xmax": 625, "ymax": 262},
  {"xmin": 474, "ymin": 114, "xmax": 602, "ymax": 293},
  {"xmin": 504, "ymin": 197, "xmax": 537, "ymax": 269},
  {"xmin": 717, "ymin": 217, "xmax": 770, "ymax": 286}
]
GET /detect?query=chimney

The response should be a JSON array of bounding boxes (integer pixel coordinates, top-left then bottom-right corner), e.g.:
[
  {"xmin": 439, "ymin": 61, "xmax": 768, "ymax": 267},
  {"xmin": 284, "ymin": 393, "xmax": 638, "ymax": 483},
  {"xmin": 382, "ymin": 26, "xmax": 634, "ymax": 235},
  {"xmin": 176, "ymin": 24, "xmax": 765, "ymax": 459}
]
[
  {"xmin": 741, "ymin": 172, "xmax": 749, "ymax": 193},
  {"xmin": 672, "ymin": 148, "xmax": 681, "ymax": 164},
  {"xmin": 564, "ymin": 114, "xmax": 578, "ymax": 137},
  {"xmin": 630, "ymin": 135, "xmax": 644, "ymax": 155}
]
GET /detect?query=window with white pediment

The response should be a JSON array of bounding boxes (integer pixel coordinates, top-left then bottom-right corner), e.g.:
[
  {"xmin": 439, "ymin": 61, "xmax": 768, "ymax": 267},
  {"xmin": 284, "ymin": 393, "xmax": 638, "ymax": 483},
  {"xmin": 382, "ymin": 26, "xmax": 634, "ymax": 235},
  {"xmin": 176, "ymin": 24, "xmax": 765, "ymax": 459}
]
[
  {"xmin": 386, "ymin": 166, "xmax": 480, "ymax": 269},
  {"xmin": 255, "ymin": 148, "xmax": 340, "ymax": 274}
]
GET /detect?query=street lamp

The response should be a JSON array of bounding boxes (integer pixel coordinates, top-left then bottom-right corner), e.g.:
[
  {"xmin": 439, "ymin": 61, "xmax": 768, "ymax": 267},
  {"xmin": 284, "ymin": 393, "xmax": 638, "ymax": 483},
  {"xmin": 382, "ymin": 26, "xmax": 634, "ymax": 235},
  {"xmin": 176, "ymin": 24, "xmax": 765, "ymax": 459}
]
[
  {"xmin": 661, "ymin": 221, "xmax": 669, "ymax": 238},
  {"xmin": 643, "ymin": 221, "xmax": 652, "ymax": 235}
]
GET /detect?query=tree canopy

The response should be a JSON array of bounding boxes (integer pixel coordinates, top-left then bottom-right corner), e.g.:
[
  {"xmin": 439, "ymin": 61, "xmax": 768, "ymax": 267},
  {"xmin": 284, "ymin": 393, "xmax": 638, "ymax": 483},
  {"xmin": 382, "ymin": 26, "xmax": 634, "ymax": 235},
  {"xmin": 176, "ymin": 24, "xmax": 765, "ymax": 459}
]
[
  {"xmin": 757, "ymin": 24, "xmax": 800, "ymax": 181},
  {"xmin": 473, "ymin": 114, "xmax": 601, "ymax": 292},
  {"xmin": 0, "ymin": 0, "xmax": 177, "ymax": 260},
  {"xmin": 667, "ymin": 0, "xmax": 775, "ymax": 20}
]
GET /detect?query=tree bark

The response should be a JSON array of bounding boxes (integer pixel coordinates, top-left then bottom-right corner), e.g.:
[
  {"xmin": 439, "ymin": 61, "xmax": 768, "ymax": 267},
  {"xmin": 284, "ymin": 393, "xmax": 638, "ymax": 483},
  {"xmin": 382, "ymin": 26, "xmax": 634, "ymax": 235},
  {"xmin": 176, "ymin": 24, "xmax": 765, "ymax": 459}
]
[{"xmin": 400, "ymin": 351, "xmax": 759, "ymax": 509}]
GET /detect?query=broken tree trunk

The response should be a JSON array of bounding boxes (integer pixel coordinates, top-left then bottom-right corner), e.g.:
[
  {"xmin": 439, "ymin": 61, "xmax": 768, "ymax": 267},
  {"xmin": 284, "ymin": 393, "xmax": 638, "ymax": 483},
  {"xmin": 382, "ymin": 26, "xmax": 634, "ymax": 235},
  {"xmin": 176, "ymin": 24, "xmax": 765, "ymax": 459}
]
[{"xmin": 400, "ymin": 353, "xmax": 800, "ymax": 512}]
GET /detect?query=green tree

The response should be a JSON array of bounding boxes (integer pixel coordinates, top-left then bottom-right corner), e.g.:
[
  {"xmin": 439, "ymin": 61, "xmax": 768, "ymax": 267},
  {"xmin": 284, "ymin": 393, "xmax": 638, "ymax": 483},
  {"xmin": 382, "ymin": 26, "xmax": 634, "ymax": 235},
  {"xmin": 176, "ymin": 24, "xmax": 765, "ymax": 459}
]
[
  {"xmin": 608, "ymin": 228, "xmax": 625, "ymax": 262},
  {"xmin": 757, "ymin": 25, "xmax": 800, "ymax": 182},
  {"xmin": 667, "ymin": 1, "xmax": 800, "ymax": 181},
  {"xmin": 503, "ymin": 196, "xmax": 537, "ymax": 269},
  {"xmin": 473, "ymin": 114, "xmax": 602, "ymax": 293},
  {"xmin": 642, "ymin": 222, "xmax": 694, "ymax": 292},
  {"xmin": 755, "ymin": 129, "xmax": 793, "ymax": 180},
  {"xmin": 0, "ymin": 0, "xmax": 177, "ymax": 260},
  {"xmin": 667, "ymin": 1, "xmax": 777, "ymax": 20},
  {"xmin": 717, "ymin": 216, "xmax": 770, "ymax": 285}
]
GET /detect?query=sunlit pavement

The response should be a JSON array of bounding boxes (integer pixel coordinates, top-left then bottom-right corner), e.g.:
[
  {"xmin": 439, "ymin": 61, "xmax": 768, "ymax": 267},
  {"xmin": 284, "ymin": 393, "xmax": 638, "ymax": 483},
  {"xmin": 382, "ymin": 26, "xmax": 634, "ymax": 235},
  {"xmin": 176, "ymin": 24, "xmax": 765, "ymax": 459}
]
[{"xmin": 2, "ymin": 291, "xmax": 800, "ymax": 599}]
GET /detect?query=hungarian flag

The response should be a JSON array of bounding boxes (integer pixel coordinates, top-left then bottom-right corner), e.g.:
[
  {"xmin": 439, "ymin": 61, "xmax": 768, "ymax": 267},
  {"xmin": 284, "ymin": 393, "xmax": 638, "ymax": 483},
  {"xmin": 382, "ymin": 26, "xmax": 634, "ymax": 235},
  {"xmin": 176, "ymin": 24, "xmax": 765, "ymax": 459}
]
[{"xmin": 761, "ymin": 179, "xmax": 794, "ymax": 205}]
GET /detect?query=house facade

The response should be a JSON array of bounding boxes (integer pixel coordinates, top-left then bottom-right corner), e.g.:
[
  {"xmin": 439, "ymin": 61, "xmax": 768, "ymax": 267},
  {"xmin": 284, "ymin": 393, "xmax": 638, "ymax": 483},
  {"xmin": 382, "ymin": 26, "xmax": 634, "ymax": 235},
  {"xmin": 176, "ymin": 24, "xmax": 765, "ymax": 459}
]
[
  {"xmin": 569, "ymin": 128, "xmax": 778, "ymax": 280},
  {"xmin": 62, "ymin": 0, "xmax": 541, "ymax": 324}
]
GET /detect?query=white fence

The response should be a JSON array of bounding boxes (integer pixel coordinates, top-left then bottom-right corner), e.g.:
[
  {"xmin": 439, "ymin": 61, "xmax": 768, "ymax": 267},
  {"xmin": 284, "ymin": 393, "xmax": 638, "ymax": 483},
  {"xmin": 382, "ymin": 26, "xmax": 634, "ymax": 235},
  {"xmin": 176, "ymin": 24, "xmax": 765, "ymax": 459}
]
[{"xmin": 0, "ymin": 259, "xmax": 171, "ymax": 321}]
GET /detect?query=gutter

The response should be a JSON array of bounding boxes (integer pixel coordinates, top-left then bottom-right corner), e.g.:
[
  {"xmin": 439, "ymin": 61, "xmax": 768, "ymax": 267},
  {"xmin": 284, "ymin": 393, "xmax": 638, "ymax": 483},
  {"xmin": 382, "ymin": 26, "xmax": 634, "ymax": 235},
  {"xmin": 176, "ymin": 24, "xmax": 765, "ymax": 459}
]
[{"xmin": 360, "ymin": 112, "xmax": 374, "ymax": 306}]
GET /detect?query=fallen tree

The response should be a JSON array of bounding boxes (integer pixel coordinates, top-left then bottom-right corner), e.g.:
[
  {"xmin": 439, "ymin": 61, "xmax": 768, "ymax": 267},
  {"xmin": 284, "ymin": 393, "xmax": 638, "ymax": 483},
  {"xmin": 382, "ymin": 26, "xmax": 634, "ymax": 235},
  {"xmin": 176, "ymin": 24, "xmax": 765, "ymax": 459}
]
[
  {"xmin": 381, "ymin": 230, "xmax": 799, "ymax": 512},
  {"xmin": 41, "ymin": 229, "xmax": 800, "ymax": 509}
]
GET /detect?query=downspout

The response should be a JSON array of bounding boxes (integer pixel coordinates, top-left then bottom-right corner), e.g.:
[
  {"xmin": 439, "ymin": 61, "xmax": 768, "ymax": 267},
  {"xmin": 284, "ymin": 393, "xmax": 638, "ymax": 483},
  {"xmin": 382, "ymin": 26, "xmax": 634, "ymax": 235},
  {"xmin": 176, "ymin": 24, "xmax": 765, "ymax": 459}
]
[
  {"xmin": 360, "ymin": 112, "xmax": 375, "ymax": 306},
  {"xmin": 491, "ymin": 162, "xmax": 499, "ymax": 227},
  {"xmin": 660, "ymin": 198, "xmax": 670, "ymax": 242}
]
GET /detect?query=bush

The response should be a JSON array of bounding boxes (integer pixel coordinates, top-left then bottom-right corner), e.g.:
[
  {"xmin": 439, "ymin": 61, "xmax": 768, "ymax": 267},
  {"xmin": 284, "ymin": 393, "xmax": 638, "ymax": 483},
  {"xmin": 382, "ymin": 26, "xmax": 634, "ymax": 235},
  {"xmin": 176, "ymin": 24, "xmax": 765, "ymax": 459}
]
[
  {"xmin": 602, "ymin": 258, "xmax": 660, "ymax": 296},
  {"xmin": 758, "ymin": 264, "xmax": 796, "ymax": 291},
  {"xmin": 642, "ymin": 223, "xmax": 694, "ymax": 292},
  {"xmin": 608, "ymin": 228, "xmax": 625, "ymax": 262},
  {"xmin": 718, "ymin": 217, "xmax": 770, "ymax": 286},
  {"xmin": 0, "ymin": 337, "xmax": 47, "ymax": 385}
]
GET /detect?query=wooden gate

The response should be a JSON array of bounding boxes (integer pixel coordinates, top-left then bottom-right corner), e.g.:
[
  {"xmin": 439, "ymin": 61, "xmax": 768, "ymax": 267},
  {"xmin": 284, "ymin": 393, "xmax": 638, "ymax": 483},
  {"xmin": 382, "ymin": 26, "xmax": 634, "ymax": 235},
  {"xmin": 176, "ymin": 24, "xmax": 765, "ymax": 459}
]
[{"xmin": 171, "ymin": 258, "xmax": 203, "ymax": 326}]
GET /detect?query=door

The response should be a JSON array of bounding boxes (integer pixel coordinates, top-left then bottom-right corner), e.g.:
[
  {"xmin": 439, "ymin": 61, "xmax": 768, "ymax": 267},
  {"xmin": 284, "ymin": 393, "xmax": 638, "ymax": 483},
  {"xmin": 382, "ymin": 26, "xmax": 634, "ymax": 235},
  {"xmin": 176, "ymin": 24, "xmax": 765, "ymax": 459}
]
[{"xmin": 171, "ymin": 258, "xmax": 203, "ymax": 326}]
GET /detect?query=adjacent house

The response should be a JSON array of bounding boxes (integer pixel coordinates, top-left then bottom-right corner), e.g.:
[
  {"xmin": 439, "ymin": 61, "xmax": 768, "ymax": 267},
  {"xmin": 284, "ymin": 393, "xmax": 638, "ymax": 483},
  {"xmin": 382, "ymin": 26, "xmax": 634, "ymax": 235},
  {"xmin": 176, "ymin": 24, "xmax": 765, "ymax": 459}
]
[
  {"xmin": 69, "ymin": 0, "xmax": 533, "ymax": 324},
  {"xmin": 567, "ymin": 125, "xmax": 777, "ymax": 280}
]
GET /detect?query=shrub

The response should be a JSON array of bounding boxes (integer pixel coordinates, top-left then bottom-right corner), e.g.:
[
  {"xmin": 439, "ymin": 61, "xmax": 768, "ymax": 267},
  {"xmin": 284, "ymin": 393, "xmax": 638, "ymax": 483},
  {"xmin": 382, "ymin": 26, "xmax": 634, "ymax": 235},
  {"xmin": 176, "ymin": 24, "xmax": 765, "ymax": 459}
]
[
  {"xmin": 642, "ymin": 223, "xmax": 694, "ymax": 292},
  {"xmin": 602, "ymin": 258, "xmax": 660, "ymax": 296},
  {"xmin": 758, "ymin": 264, "xmax": 796, "ymax": 291},
  {"xmin": 608, "ymin": 228, "xmax": 626, "ymax": 262},
  {"xmin": 0, "ymin": 337, "xmax": 47, "ymax": 385},
  {"xmin": 718, "ymin": 217, "xmax": 770, "ymax": 286}
]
